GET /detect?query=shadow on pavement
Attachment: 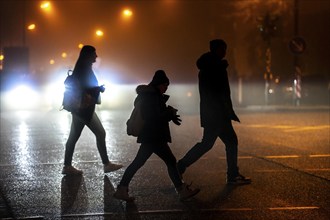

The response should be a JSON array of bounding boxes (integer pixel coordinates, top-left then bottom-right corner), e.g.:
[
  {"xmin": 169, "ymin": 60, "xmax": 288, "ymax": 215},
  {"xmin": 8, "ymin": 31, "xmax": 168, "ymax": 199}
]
[{"xmin": 61, "ymin": 175, "xmax": 88, "ymax": 215}]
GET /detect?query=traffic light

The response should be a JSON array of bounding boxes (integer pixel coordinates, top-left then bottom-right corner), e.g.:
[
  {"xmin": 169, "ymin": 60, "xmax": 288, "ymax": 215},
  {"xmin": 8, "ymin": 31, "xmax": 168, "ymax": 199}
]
[{"xmin": 257, "ymin": 13, "xmax": 278, "ymax": 43}]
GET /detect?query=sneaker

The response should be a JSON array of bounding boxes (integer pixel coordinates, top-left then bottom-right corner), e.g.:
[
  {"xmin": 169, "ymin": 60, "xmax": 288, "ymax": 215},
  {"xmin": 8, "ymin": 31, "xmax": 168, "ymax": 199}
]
[
  {"xmin": 227, "ymin": 174, "xmax": 251, "ymax": 185},
  {"xmin": 177, "ymin": 183, "xmax": 200, "ymax": 201},
  {"xmin": 104, "ymin": 162, "xmax": 123, "ymax": 173},
  {"xmin": 113, "ymin": 186, "xmax": 135, "ymax": 202},
  {"xmin": 62, "ymin": 165, "xmax": 83, "ymax": 175}
]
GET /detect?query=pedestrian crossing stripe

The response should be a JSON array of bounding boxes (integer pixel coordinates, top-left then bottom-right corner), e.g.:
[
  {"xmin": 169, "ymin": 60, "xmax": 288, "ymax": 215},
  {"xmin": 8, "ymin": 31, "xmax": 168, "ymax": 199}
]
[
  {"xmin": 215, "ymin": 154, "xmax": 330, "ymax": 159},
  {"xmin": 243, "ymin": 124, "xmax": 330, "ymax": 132},
  {"xmin": 59, "ymin": 206, "xmax": 320, "ymax": 217}
]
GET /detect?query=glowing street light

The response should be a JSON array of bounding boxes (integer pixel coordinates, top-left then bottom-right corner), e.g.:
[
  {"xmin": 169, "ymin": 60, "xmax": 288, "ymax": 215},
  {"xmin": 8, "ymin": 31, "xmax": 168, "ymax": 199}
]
[
  {"xmin": 123, "ymin": 9, "xmax": 133, "ymax": 18},
  {"xmin": 95, "ymin": 30, "xmax": 104, "ymax": 37},
  {"xmin": 122, "ymin": 8, "xmax": 133, "ymax": 20},
  {"xmin": 27, "ymin": 23, "xmax": 36, "ymax": 31},
  {"xmin": 40, "ymin": 1, "xmax": 51, "ymax": 11},
  {"xmin": 78, "ymin": 43, "xmax": 84, "ymax": 49}
]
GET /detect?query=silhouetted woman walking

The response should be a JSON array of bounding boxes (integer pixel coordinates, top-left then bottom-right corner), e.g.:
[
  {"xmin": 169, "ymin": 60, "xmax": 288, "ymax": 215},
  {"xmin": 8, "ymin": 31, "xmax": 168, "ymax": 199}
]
[{"xmin": 62, "ymin": 45, "xmax": 123, "ymax": 175}]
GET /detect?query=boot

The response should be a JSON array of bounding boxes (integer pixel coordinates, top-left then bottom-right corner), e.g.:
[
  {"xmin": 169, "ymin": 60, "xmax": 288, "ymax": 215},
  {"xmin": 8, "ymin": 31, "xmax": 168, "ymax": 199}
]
[
  {"xmin": 177, "ymin": 183, "xmax": 200, "ymax": 201},
  {"xmin": 113, "ymin": 186, "xmax": 135, "ymax": 202}
]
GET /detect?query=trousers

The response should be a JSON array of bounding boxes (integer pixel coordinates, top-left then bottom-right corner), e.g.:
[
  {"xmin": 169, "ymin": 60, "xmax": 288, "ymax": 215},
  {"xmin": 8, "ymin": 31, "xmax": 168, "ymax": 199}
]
[
  {"xmin": 119, "ymin": 142, "xmax": 183, "ymax": 188},
  {"xmin": 64, "ymin": 112, "xmax": 110, "ymax": 165},
  {"xmin": 179, "ymin": 120, "xmax": 239, "ymax": 179}
]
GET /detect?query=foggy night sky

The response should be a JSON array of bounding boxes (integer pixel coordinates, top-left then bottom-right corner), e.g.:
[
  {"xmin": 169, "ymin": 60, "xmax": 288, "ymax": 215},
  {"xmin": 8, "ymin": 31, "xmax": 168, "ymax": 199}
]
[{"xmin": 1, "ymin": 0, "xmax": 329, "ymax": 85}]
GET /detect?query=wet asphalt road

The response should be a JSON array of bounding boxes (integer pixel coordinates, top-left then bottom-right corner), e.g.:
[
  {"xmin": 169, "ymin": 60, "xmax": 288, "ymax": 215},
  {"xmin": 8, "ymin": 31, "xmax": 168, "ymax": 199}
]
[{"xmin": 0, "ymin": 107, "xmax": 329, "ymax": 219}]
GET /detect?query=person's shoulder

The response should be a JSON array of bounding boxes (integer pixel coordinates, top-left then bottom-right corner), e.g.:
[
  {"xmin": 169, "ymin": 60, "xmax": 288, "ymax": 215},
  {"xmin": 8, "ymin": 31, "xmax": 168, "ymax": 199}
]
[
  {"xmin": 136, "ymin": 84, "xmax": 154, "ymax": 94},
  {"xmin": 197, "ymin": 52, "xmax": 215, "ymax": 69},
  {"xmin": 198, "ymin": 52, "xmax": 213, "ymax": 60},
  {"xmin": 136, "ymin": 85, "xmax": 159, "ymax": 100},
  {"xmin": 220, "ymin": 59, "xmax": 229, "ymax": 68}
]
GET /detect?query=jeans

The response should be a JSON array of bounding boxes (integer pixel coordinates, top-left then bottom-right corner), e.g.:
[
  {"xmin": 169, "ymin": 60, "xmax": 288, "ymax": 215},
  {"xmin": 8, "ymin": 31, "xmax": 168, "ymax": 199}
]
[
  {"xmin": 119, "ymin": 143, "xmax": 183, "ymax": 188},
  {"xmin": 64, "ymin": 112, "xmax": 110, "ymax": 165},
  {"xmin": 179, "ymin": 120, "xmax": 239, "ymax": 179}
]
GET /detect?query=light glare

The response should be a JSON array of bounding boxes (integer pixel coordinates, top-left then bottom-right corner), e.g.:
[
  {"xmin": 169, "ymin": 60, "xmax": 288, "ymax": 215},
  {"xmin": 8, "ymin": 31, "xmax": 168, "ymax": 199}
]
[
  {"xmin": 123, "ymin": 9, "xmax": 133, "ymax": 17},
  {"xmin": 40, "ymin": 1, "xmax": 51, "ymax": 10},
  {"xmin": 3, "ymin": 85, "xmax": 40, "ymax": 110},
  {"xmin": 96, "ymin": 30, "xmax": 104, "ymax": 37},
  {"xmin": 27, "ymin": 24, "xmax": 36, "ymax": 30}
]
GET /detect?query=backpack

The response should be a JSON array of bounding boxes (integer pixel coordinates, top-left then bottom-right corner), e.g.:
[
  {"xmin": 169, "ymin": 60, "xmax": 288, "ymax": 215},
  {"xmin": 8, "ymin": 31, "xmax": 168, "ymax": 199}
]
[
  {"xmin": 126, "ymin": 100, "xmax": 144, "ymax": 137},
  {"xmin": 61, "ymin": 70, "xmax": 82, "ymax": 112}
]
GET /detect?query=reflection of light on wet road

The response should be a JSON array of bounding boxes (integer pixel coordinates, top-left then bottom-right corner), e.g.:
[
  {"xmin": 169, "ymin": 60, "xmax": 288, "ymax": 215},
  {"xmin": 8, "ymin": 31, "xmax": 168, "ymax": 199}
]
[
  {"xmin": 99, "ymin": 110, "xmax": 111, "ymax": 129},
  {"xmin": 16, "ymin": 121, "xmax": 35, "ymax": 178},
  {"xmin": 18, "ymin": 122, "xmax": 29, "ymax": 165},
  {"xmin": 97, "ymin": 110, "xmax": 126, "ymax": 156},
  {"xmin": 58, "ymin": 113, "xmax": 71, "ymax": 143}
]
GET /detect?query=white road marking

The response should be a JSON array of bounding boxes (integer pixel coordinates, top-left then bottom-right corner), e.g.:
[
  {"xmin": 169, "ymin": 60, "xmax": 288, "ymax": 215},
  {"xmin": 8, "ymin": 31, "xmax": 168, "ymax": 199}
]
[{"xmin": 59, "ymin": 206, "xmax": 320, "ymax": 217}]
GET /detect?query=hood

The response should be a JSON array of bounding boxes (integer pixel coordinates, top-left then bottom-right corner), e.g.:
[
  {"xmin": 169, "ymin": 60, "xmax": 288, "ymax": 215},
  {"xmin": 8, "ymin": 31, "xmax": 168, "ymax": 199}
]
[
  {"xmin": 196, "ymin": 52, "xmax": 228, "ymax": 70},
  {"xmin": 135, "ymin": 84, "xmax": 155, "ymax": 95},
  {"xmin": 196, "ymin": 52, "xmax": 214, "ymax": 70},
  {"xmin": 134, "ymin": 84, "xmax": 169, "ymax": 104}
]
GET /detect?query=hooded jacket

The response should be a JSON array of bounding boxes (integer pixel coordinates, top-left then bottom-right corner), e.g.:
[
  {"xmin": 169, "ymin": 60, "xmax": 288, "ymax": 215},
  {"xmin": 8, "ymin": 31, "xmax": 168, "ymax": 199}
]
[
  {"xmin": 134, "ymin": 85, "xmax": 173, "ymax": 143},
  {"xmin": 197, "ymin": 52, "xmax": 237, "ymax": 128}
]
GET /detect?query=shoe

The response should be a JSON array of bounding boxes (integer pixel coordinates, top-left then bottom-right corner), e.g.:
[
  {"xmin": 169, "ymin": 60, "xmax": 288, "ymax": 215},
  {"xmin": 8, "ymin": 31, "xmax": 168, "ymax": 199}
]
[
  {"xmin": 177, "ymin": 183, "xmax": 200, "ymax": 201},
  {"xmin": 113, "ymin": 186, "xmax": 135, "ymax": 202},
  {"xmin": 62, "ymin": 165, "xmax": 83, "ymax": 175},
  {"xmin": 227, "ymin": 174, "xmax": 251, "ymax": 185},
  {"xmin": 104, "ymin": 162, "xmax": 123, "ymax": 173}
]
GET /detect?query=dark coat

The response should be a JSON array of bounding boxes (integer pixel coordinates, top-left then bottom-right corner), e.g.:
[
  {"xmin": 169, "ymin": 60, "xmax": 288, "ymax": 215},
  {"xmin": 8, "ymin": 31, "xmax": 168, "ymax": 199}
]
[
  {"xmin": 197, "ymin": 52, "xmax": 238, "ymax": 128},
  {"xmin": 72, "ymin": 64, "xmax": 101, "ymax": 121},
  {"xmin": 135, "ymin": 85, "xmax": 173, "ymax": 144}
]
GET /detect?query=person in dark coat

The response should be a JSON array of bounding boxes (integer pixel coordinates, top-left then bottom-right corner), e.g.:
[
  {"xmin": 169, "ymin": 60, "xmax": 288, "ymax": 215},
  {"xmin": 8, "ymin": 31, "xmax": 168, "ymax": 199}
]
[
  {"xmin": 177, "ymin": 39, "xmax": 251, "ymax": 185},
  {"xmin": 62, "ymin": 45, "xmax": 123, "ymax": 175},
  {"xmin": 114, "ymin": 70, "xmax": 200, "ymax": 202}
]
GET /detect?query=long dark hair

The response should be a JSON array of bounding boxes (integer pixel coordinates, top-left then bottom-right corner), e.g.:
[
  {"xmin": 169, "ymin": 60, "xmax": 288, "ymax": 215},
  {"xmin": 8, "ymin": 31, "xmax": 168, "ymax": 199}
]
[{"xmin": 73, "ymin": 45, "xmax": 96, "ymax": 75}]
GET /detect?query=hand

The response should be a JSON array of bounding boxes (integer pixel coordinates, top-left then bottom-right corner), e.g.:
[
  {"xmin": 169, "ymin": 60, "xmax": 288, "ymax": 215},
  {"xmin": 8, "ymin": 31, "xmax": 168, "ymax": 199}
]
[
  {"xmin": 172, "ymin": 115, "xmax": 182, "ymax": 126},
  {"xmin": 99, "ymin": 85, "xmax": 105, "ymax": 93},
  {"xmin": 167, "ymin": 105, "xmax": 178, "ymax": 116}
]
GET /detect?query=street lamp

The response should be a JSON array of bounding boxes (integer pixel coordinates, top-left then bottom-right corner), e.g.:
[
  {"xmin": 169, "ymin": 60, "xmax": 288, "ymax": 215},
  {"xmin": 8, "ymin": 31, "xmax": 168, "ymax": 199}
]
[
  {"xmin": 40, "ymin": 1, "xmax": 51, "ymax": 12},
  {"xmin": 122, "ymin": 9, "xmax": 133, "ymax": 18},
  {"xmin": 61, "ymin": 52, "xmax": 67, "ymax": 58},
  {"xmin": 27, "ymin": 24, "xmax": 36, "ymax": 31},
  {"xmin": 95, "ymin": 30, "xmax": 104, "ymax": 37}
]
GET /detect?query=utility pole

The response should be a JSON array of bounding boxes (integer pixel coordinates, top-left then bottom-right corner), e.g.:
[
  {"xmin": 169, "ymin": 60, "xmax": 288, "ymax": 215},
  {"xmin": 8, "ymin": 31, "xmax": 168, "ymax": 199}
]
[
  {"xmin": 257, "ymin": 13, "xmax": 278, "ymax": 105},
  {"xmin": 289, "ymin": 0, "xmax": 306, "ymax": 106},
  {"xmin": 293, "ymin": 0, "xmax": 300, "ymax": 106}
]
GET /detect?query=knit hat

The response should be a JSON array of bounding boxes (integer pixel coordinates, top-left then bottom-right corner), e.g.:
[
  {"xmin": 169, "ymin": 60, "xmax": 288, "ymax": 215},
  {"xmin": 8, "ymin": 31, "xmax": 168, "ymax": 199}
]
[{"xmin": 149, "ymin": 70, "xmax": 170, "ymax": 86}]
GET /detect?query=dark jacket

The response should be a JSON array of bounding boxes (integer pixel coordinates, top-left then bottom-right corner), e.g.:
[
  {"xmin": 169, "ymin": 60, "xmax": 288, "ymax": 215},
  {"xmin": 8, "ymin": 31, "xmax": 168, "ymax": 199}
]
[
  {"xmin": 197, "ymin": 52, "xmax": 238, "ymax": 128},
  {"xmin": 73, "ymin": 65, "xmax": 101, "ymax": 121},
  {"xmin": 135, "ymin": 85, "xmax": 173, "ymax": 144}
]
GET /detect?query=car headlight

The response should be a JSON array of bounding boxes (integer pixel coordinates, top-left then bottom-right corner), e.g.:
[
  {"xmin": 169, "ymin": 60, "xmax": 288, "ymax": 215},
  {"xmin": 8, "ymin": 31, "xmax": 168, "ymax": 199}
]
[{"xmin": 2, "ymin": 84, "xmax": 40, "ymax": 110}]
